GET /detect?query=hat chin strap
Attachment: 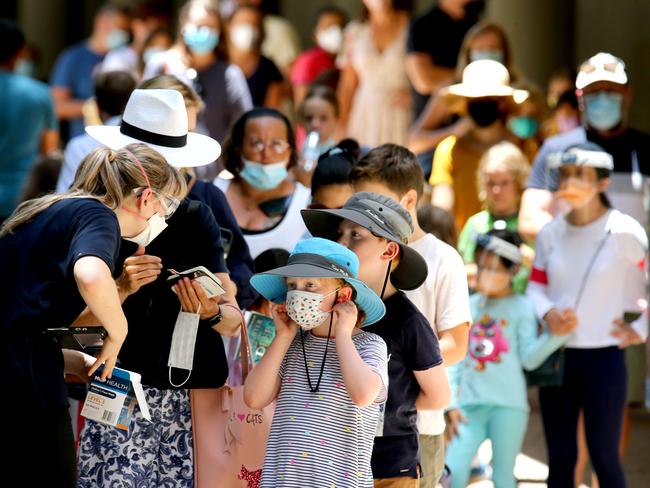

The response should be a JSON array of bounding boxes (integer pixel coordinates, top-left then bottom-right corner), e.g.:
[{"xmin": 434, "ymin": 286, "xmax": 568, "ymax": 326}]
[{"xmin": 380, "ymin": 260, "xmax": 392, "ymax": 300}]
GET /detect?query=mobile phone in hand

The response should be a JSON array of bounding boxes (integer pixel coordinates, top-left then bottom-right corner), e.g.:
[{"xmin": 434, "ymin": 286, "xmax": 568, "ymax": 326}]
[{"xmin": 167, "ymin": 266, "xmax": 226, "ymax": 298}]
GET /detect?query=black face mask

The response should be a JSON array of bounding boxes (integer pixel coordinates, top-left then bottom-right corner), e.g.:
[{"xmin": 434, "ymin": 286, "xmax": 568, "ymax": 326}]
[{"xmin": 467, "ymin": 99, "xmax": 501, "ymax": 127}]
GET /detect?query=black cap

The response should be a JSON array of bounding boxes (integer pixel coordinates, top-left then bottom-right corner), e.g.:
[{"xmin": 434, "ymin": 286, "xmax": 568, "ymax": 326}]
[{"xmin": 301, "ymin": 191, "xmax": 428, "ymax": 290}]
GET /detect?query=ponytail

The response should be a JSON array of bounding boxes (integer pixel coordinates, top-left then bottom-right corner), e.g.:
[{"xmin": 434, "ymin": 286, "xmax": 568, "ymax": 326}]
[
  {"xmin": 599, "ymin": 192, "xmax": 612, "ymax": 208},
  {"xmin": 1, "ymin": 143, "xmax": 186, "ymax": 236}
]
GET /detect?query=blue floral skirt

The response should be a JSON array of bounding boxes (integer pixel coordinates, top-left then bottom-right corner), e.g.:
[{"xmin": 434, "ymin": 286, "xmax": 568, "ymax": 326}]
[{"xmin": 77, "ymin": 386, "xmax": 194, "ymax": 487}]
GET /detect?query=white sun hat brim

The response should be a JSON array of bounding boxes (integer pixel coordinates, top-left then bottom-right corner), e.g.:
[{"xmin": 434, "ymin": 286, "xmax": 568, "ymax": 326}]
[
  {"xmin": 440, "ymin": 83, "xmax": 529, "ymax": 101},
  {"xmin": 85, "ymin": 125, "xmax": 221, "ymax": 168}
]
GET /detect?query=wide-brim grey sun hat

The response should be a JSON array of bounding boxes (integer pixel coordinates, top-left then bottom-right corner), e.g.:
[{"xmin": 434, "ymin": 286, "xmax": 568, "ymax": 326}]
[{"xmin": 301, "ymin": 192, "xmax": 428, "ymax": 290}]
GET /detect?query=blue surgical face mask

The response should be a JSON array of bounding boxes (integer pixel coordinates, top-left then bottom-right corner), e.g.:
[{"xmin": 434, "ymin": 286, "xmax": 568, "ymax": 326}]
[
  {"xmin": 469, "ymin": 49, "xmax": 504, "ymax": 64},
  {"xmin": 240, "ymin": 157, "xmax": 289, "ymax": 190},
  {"xmin": 183, "ymin": 26, "xmax": 219, "ymax": 55},
  {"xmin": 584, "ymin": 91, "xmax": 623, "ymax": 131},
  {"xmin": 106, "ymin": 29, "xmax": 130, "ymax": 50},
  {"xmin": 507, "ymin": 116, "xmax": 539, "ymax": 139},
  {"xmin": 143, "ymin": 47, "xmax": 166, "ymax": 65}
]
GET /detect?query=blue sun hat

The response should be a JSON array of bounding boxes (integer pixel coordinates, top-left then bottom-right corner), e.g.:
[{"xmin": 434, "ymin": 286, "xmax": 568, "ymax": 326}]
[{"xmin": 250, "ymin": 238, "xmax": 386, "ymax": 326}]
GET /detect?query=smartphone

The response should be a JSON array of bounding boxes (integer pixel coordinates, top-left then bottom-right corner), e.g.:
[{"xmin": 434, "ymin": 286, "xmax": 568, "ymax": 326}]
[
  {"xmin": 44, "ymin": 327, "xmax": 107, "ymax": 349},
  {"xmin": 167, "ymin": 266, "xmax": 226, "ymax": 298},
  {"xmin": 623, "ymin": 311, "xmax": 643, "ymax": 324}
]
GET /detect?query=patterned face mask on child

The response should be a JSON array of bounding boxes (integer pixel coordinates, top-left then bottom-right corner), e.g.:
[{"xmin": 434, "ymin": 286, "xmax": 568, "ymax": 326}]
[{"xmin": 285, "ymin": 289, "xmax": 340, "ymax": 330}]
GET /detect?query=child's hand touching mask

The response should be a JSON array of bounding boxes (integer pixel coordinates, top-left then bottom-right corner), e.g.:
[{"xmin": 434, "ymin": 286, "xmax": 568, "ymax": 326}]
[
  {"xmin": 271, "ymin": 303, "xmax": 299, "ymax": 339},
  {"xmin": 332, "ymin": 298, "xmax": 359, "ymax": 337}
]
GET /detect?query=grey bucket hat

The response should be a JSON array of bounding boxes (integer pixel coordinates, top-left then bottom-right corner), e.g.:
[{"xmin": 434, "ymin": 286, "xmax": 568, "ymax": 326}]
[{"xmin": 301, "ymin": 192, "xmax": 428, "ymax": 290}]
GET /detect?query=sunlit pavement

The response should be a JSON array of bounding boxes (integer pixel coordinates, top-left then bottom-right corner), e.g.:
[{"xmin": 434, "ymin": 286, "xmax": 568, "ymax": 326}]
[{"xmin": 466, "ymin": 396, "xmax": 650, "ymax": 488}]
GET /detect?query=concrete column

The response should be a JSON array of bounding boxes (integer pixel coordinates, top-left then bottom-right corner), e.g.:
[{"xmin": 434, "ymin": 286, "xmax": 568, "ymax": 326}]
[
  {"xmin": 486, "ymin": 0, "xmax": 575, "ymax": 91},
  {"xmin": 19, "ymin": 0, "xmax": 68, "ymax": 79}
]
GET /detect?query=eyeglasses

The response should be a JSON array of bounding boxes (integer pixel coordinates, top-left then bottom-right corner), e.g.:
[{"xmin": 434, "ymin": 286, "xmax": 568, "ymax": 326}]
[
  {"xmin": 134, "ymin": 188, "xmax": 180, "ymax": 219},
  {"xmin": 157, "ymin": 193, "xmax": 180, "ymax": 219},
  {"xmin": 244, "ymin": 138, "xmax": 290, "ymax": 155}
]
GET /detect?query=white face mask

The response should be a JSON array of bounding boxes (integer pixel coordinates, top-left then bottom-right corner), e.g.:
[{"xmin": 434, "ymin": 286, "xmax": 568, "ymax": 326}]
[
  {"xmin": 124, "ymin": 212, "xmax": 168, "ymax": 247},
  {"xmin": 285, "ymin": 289, "xmax": 339, "ymax": 330},
  {"xmin": 167, "ymin": 307, "xmax": 201, "ymax": 387},
  {"xmin": 230, "ymin": 24, "xmax": 259, "ymax": 51},
  {"xmin": 316, "ymin": 26, "xmax": 343, "ymax": 54}
]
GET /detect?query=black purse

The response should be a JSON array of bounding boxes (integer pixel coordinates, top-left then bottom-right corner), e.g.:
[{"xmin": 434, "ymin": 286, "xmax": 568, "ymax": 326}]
[
  {"xmin": 524, "ymin": 345, "xmax": 565, "ymax": 387},
  {"xmin": 526, "ymin": 229, "xmax": 611, "ymax": 387}
]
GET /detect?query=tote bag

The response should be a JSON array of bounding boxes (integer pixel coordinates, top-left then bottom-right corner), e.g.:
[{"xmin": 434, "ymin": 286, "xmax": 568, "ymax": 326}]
[{"xmin": 190, "ymin": 307, "xmax": 274, "ymax": 488}]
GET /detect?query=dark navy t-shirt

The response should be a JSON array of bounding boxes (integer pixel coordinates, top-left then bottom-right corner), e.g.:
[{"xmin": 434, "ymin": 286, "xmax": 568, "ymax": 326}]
[
  {"xmin": 246, "ymin": 55, "xmax": 283, "ymax": 107},
  {"xmin": 364, "ymin": 291, "xmax": 443, "ymax": 479},
  {"xmin": 189, "ymin": 180, "xmax": 257, "ymax": 309},
  {"xmin": 406, "ymin": 5, "xmax": 482, "ymax": 119},
  {"xmin": 0, "ymin": 198, "xmax": 120, "ymax": 410}
]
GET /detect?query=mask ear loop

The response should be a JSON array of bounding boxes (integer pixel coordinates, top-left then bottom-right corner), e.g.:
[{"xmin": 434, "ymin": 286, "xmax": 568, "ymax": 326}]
[{"xmin": 300, "ymin": 289, "xmax": 337, "ymax": 393}]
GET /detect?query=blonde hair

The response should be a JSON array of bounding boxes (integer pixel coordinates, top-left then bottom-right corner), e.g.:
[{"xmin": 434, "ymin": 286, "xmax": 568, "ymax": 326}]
[
  {"xmin": 138, "ymin": 75, "xmax": 204, "ymax": 112},
  {"xmin": 1, "ymin": 143, "xmax": 186, "ymax": 236},
  {"xmin": 476, "ymin": 142, "xmax": 530, "ymax": 203}
]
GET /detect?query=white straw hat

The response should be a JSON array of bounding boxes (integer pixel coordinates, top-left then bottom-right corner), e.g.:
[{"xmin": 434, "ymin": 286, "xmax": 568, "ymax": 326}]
[
  {"xmin": 440, "ymin": 60, "xmax": 528, "ymax": 101},
  {"xmin": 86, "ymin": 89, "xmax": 221, "ymax": 168}
]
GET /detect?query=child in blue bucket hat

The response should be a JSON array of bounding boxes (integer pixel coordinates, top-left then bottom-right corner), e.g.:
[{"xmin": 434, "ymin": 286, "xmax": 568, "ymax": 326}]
[{"xmin": 244, "ymin": 237, "xmax": 389, "ymax": 488}]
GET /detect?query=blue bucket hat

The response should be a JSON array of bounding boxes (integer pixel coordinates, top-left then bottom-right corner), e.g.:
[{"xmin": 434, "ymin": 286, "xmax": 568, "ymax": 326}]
[{"xmin": 250, "ymin": 238, "xmax": 386, "ymax": 326}]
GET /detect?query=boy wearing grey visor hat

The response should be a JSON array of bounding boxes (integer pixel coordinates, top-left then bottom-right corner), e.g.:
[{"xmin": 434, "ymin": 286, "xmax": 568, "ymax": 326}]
[{"xmin": 302, "ymin": 192, "xmax": 451, "ymax": 486}]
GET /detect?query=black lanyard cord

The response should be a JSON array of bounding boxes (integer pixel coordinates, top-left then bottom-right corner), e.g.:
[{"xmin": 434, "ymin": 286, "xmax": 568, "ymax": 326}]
[
  {"xmin": 300, "ymin": 290, "xmax": 337, "ymax": 393},
  {"xmin": 380, "ymin": 260, "xmax": 392, "ymax": 300}
]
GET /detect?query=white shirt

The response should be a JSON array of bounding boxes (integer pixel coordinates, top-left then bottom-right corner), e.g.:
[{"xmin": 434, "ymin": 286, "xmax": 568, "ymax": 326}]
[
  {"xmin": 527, "ymin": 209, "xmax": 648, "ymax": 348},
  {"xmin": 405, "ymin": 233, "xmax": 472, "ymax": 435},
  {"xmin": 214, "ymin": 178, "xmax": 310, "ymax": 258}
]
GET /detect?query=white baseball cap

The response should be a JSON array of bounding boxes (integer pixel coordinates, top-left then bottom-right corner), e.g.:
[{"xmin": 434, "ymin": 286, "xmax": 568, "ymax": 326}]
[{"xmin": 576, "ymin": 52, "xmax": 628, "ymax": 90}]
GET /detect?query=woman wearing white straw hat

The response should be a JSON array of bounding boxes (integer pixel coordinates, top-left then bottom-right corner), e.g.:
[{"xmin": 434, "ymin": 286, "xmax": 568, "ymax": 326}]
[
  {"xmin": 429, "ymin": 59, "xmax": 528, "ymax": 231},
  {"xmin": 77, "ymin": 88, "xmax": 244, "ymax": 486}
]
